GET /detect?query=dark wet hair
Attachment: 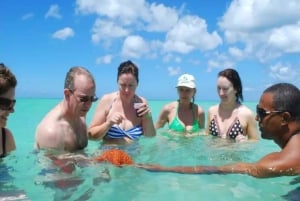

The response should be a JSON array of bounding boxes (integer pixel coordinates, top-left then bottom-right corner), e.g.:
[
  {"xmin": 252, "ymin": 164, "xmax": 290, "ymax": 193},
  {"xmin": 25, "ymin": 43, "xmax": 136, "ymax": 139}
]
[
  {"xmin": 64, "ymin": 66, "xmax": 95, "ymax": 90},
  {"xmin": 0, "ymin": 63, "xmax": 17, "ymax": 95},
  {"xmin": 117, "ymin": 60, "xmax": 139, "ymax": 84},
  {"xmin": 218, "ymin": 68, "xmax": 243, "ymax": 103},
  {"xmin": 264, "ymin": 83, "xmax": 300, "ymax": 120}
]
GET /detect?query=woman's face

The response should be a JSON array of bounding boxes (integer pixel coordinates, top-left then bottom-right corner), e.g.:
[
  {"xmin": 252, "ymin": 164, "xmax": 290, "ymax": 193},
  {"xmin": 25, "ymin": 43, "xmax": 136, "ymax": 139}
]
[
  {"xmin": 177, "ymin": 87, "xmax": 195, "ymax": 101},
  {"xmin": 217, "ymin": 76, "xmax": 237, "ymax": 103},
  {"xmin": 0, "ymin": 87, "xmax": 16, "ymax": 127},
  {"xmin": 118, "ymin": 73, "xmax": 138, "ymax": 97}
]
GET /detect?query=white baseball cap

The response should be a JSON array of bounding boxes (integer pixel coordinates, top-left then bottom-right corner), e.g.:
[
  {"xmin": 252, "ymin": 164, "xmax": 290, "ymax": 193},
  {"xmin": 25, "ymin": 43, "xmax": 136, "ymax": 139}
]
[{"xmin": 176, "ymin": 74, "xmax": 196, "ymax": 88}]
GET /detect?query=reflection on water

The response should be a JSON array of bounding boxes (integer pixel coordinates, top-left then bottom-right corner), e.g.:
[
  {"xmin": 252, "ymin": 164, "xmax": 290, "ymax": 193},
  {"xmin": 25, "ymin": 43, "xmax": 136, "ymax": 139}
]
[
  {"xmin": 0, "ymin": 156, "xmax": 29, "ymax": 200},
  {"xmin": 0, "ymin": 131, "xmax": 299, "ymax": 201}
]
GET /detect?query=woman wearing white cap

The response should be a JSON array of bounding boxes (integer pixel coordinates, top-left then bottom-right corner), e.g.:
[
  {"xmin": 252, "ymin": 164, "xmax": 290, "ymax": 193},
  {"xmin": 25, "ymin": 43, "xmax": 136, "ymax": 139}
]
[
  {"xmin": 155, "ymin": 74, "xmax": 205, "ymax": 134},
  {"xmin": 206, "ymin": 68, "xmax": 259, "ymax": 142}
]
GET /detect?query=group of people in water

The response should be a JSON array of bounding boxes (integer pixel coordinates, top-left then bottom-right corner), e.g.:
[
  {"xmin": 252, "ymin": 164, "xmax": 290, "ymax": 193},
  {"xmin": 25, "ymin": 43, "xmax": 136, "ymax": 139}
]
[{"xmin": 2, "ymin": 60, "xmax": 300, "ymax": 179}]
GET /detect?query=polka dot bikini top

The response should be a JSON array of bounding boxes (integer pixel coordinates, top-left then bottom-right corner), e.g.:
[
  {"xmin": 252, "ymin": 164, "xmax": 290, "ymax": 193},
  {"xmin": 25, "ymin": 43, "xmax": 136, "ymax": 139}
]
[{"xmin": 209, "ymin": 115, "xmax": 244, "ymax": 139}]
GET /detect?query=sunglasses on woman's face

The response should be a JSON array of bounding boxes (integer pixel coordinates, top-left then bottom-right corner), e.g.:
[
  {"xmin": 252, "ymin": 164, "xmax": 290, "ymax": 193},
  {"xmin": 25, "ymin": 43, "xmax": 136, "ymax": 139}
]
[
  {"xmin": 0, "ymin": 97, "xmax": 16, "ymax": 110},
  {"xmin": 256, "ymin": 105, "xmax": 283, "ymax": 121}
]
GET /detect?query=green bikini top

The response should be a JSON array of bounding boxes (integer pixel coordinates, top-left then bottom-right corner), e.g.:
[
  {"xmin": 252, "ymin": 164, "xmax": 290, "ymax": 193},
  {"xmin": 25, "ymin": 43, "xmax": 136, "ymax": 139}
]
[{"xmin": 168, "ymin": 102, "xmax": 200, "ymax": 133}]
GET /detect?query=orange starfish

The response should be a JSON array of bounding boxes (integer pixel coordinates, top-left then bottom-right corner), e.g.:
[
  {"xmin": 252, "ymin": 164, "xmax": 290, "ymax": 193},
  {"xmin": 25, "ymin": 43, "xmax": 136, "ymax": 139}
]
[{"xmin": 93, "ymin": 149, "xmax": 134, "ymax": 167}]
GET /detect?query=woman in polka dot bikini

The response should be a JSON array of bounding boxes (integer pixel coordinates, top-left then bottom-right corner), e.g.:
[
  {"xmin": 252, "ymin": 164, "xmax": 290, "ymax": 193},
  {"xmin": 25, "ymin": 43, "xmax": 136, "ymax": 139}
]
[{"xmin": 206, "ymin": 68, "xmax": 259, "ymax": 142}]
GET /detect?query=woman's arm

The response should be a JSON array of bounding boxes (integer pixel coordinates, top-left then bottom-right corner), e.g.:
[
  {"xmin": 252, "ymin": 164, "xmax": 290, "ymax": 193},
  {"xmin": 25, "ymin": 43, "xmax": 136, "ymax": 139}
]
[
  {"xmin": 140, "ymin": 99, "xmax": 156, "ymax": 137},
  {"xmin": 5, "ymin": 128, "xmax": 16, "ymax": 153},
  {"xmin": 155, "ymin": 104, "xmax": 171, "ymax": 129},
  {"xmin": 244, "ymin": 107, "xmax": 259, "ymax": 141},
  {"xmin": 196, "ymin": 104, "xmax": 205, "ymax": 129},
  {"xmin": 88, "ymin": 94, "xmax": 114, "ymax": 140}
]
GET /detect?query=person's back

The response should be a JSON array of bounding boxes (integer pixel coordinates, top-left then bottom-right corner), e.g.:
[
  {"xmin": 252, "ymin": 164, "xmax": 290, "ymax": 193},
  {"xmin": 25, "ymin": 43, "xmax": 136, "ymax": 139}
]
[{"xmin": 35, "ymin": 66, "xmax": 97, "ymax": 152}]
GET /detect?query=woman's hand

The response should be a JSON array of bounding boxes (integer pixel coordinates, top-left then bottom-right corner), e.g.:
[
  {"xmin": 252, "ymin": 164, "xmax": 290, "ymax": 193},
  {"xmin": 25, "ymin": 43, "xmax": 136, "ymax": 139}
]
[
  {"xmin": 136, "ymin": 103, "xmax": 152, "ymax": 119},
  {"xmin": 106, "ymin": 112, "xmax": 124, "ymax": 125}
]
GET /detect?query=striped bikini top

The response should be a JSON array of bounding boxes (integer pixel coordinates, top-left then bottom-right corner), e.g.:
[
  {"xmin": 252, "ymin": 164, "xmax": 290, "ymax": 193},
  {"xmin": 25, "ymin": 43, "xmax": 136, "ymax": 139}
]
[
  {"xmin": 105, "ymin": 94, "xmax": 143, "ymax": 140},
  {"xmin": 106, "ymin": 124, "xmax": 143, "ymax": 140}
]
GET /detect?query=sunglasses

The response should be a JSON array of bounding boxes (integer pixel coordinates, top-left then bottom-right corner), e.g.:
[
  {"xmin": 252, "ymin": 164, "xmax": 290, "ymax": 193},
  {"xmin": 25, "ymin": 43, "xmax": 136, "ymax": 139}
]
[
  {"xmin": 0, "ymin": 97, "xmax": 16, "ymax": 110},
  {"xmin": 68, "ymin": 89, "xmax": 98, "ymax": 103},
  {"xmin": 256, "ymin": 105, "xmax": 283, "ymax": 120},
  {"xmin": 78, "ymin": 95, "xmax": 98, "ymax": 103}
]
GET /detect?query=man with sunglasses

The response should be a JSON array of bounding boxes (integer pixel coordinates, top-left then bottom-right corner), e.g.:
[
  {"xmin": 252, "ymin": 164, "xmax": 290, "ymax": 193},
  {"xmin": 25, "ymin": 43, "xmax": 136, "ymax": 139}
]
[
  {"xmin": 0, "ymin": 63, "xmax": 17, "ymax": 158},
  {"xmin": 137, "ymin": 83, "xmax": 300, "ymax": 178},
  {"xmin": 35, "ymin": 66, "xmax": 97, "ymax": 152}
]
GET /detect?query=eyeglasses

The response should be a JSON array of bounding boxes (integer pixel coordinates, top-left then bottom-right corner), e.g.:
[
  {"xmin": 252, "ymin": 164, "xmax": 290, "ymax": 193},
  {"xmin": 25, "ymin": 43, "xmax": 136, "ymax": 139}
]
[
  {"xmin": 0, "ymin": 97, "xmax": 16, "ymax": 110},
  {"xmin": 256, "ymin": 105, "xmax": 284, "ymax": 120},
  {"xmin": 78, "ymin": 95, "xmax": 98, "ymax": 103},
  {"xmin": 68, "ymin": 89, "xmax": 98, "ymax": 103}
]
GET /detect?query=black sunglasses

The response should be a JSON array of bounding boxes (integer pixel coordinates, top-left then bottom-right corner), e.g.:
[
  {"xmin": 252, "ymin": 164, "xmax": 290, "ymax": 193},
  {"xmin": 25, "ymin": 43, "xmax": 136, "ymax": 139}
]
[
  {"xmin": 78, "ymin": 95, "xmax": 98, "ymax": 103},
  {"xmin": 0, "ymin": 97, "xmax": 16, "ymax": 110},
  {"xmin": 256, "ymin": 105, "xmax": 284, "ymax": 120},
  {"xmin": 68, "ymin": 89, "xmax": 98, "ymax": 103}
]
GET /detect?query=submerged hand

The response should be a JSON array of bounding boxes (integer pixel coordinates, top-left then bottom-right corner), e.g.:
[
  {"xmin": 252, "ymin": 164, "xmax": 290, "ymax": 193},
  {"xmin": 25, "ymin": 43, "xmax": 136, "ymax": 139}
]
[{"xmin": 235, "ymin": 134, "xmax": 247, "ymax": 142}]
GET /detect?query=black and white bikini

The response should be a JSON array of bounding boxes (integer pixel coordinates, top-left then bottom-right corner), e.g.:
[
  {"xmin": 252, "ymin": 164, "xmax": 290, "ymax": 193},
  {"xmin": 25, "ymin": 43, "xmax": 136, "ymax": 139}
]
[{"xmin": 209, "ymin": 115, "xmax": 244, "ymax": 139}]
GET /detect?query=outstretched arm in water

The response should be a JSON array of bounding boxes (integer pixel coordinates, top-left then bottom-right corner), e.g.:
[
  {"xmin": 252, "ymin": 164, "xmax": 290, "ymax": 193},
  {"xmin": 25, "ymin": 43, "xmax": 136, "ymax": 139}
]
[{"xmin": 136, "ymin": 148, "xmax": 300, "ymax": 178}]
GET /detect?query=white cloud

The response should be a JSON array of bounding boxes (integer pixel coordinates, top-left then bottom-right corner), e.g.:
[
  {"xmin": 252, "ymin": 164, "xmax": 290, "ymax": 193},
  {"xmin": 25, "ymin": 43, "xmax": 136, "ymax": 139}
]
[
  {"xmin": 219, "ymin": 0, "xmax": 300, "ymax": 61},
  {"xmin": 268, "ymin": 23, "xmax": 300, "ymax": 53},
  {"xmin": 219, "ymin": 0, "xmax": 300, "ymax": 32},
  {"xmin": 163, "ymin": 54, "xmax": 182, "ymax": 63},
  {"xmin": 269, "ymin": 62, "xmax": 300, "ymax": 81},
  {"xmin": 207, "ymin": 52, "xmax": 235, "ymax": 72},
  {"xmin": 167, "ymin": 66, "xmax": 181, "ymax": 76},
  {"xmin": 75, "ymin": 0, "xmax": 222, "ymax": 57},
  {"xmin": 96, "ymin": 54, "xmax": 113, "ymax": 64},
  {"xmin": 75, "ymin": 0, "xmax": 149, "ymax": 25},
  {"xmin": 52, "ymin": 27, "xmax": 74, "ymax": 40},
  {"xmin": 228, "ymin": 47, "xmax": 245, "ymax": 60},
  {"xmin": 145, "ymin": 3, "xmax": 178, "ymax": 32},
  {"xmin": 45, "ymin": 4, "xmax": 62, "ymax": 19},
  {"xmin": 91, "ymin": 19, "xmax": 129, "ymax": 44},
  {"xmin": 21, "ymin": 13, "xmax": 34, "ymax": 20},
  {"xmin": 163, "ymin": 15, "xmax": 222, "ymax": 54},
  {"xmin": 121, "ymin": 35, "xmax": 149, "ymax": 58}
]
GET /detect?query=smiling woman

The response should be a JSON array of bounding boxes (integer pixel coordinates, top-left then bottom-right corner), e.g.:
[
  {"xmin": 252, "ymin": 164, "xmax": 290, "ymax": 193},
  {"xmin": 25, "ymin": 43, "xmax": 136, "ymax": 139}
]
[{"xmin": 0, "ymin": 63, "xmax": 17, "ymax": 158}]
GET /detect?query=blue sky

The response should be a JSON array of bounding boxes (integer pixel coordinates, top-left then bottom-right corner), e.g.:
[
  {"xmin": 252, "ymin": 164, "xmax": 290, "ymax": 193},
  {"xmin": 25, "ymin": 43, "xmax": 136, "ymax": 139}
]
[{"xmin": 1, "ymin": 0, "xmax": 300, "ymax": 101}]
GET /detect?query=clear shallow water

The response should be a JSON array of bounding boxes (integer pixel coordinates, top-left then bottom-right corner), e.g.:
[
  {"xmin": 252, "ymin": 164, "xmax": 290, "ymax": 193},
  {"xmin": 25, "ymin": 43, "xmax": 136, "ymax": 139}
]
[{"xmin": 1, "ymin": 99, "xmax": 300, "ymax": 201}]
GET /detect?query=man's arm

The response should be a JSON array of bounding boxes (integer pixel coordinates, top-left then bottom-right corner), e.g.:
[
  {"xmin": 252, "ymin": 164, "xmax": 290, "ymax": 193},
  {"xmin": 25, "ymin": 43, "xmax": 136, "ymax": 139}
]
[
  {"xmin": 136, "ymin": 151, "xmax": 300, "ymax": 178},
  {"xmin": 35, "ymin": 125, "xmax": 64, "ymax": 150}
]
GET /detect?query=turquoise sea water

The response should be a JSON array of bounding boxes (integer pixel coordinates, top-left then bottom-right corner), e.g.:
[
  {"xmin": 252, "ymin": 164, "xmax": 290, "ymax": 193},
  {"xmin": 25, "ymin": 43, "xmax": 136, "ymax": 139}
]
[{"xmin": 1, "ymin": 98, "xmax": 300, "ymax": 201}]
